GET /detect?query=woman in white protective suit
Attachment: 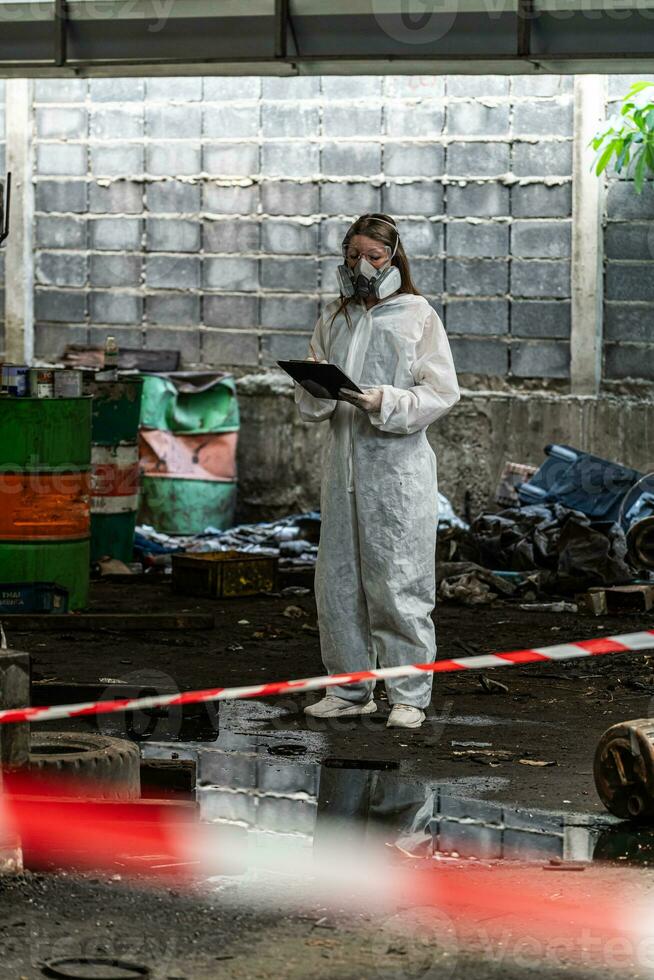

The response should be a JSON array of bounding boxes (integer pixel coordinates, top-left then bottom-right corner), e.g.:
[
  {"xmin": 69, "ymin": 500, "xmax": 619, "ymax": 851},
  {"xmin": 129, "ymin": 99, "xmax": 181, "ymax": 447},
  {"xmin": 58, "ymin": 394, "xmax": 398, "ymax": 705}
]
[{"xmin": 294, "ymin": 213, "xmax": 460, "ymax": 730}]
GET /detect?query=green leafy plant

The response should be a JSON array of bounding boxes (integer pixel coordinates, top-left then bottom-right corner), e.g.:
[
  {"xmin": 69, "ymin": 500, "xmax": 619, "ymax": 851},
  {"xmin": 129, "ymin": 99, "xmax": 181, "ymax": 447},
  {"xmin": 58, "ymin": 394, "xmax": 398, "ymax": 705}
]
[{"xmin": 591, "ymin": 80, "xmax": 654, "ymax": 193}]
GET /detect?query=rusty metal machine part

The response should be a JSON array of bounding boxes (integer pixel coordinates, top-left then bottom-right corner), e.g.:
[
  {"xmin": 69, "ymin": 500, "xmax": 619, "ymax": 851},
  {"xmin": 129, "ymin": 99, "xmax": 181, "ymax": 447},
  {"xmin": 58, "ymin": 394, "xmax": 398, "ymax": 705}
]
[{"xmin": 594, "ymin": 718, "xmax": 654, "ymax": 821}]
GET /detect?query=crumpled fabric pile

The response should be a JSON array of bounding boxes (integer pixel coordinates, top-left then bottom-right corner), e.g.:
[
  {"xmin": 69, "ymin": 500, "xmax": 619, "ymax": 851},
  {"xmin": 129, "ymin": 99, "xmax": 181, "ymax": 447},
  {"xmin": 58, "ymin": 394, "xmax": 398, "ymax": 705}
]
[{"xmin": 469, "ymin": 502, "xmax": 638, "ymax": 594}]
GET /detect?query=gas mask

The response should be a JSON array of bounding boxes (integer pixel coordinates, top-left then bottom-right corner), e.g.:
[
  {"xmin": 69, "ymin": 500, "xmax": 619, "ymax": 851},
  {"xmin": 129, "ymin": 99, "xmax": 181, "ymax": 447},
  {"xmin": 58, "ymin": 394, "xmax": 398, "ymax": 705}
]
[{"xmin": 337, "ymin": 218, "xmax": 402, "ymax": 301}]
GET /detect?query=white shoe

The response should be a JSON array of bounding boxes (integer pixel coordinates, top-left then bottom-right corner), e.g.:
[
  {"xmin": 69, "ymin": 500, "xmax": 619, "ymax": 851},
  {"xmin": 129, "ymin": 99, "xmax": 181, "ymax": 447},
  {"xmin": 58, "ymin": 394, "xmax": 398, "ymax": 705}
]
[
  {"xmin": 386, "ymin": 704, "xmax": 425, "ymax": 729},
  {"xmin": 304, "ymin": 695, "xmax": 377, "ymax": 718}
]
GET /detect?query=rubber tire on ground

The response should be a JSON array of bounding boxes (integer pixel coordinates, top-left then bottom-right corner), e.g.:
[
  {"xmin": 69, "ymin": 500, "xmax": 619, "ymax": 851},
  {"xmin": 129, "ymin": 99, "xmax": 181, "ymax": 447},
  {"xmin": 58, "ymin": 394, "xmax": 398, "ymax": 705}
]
[{"xmin": 28, "ymin": 732, "xmax": 141, "ymax": 801}]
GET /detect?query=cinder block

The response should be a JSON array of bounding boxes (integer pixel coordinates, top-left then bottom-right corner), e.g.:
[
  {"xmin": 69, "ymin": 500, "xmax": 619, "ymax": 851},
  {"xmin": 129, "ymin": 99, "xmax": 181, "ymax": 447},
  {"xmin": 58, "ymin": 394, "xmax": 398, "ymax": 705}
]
[
  {"xmin": 322, "ymin": 76, "xmax": 381, "ymax": 99},
  {"xmin": 204, "ymin": 183, "xmax": 258, "ymax": 215},
  {"xmin": 36, "ymin": 216, "xmax": 87, "ymax": 249},
  {"xmin": 204, "ymin": 105, "xmax": 260, "ymax": 139},
  {"xmin": 260, "ymin": 257, "xmax": 318, "ymax": 292},
  {"xmin": 146, "ymin": 218, "xmax": 201, "ymax": 253},
  {"xmin": 511, "ymin": 183, "xmax": 572, "ymax": 218},
  {"xmin": 36, "ymin": 252, "xmax": 87, "ymax": 288},
  {"xmin": 146, "ymin": 142, "xmax": 201, "ymax": 177},
  {"xmin": 384, "ymin": 104, "xmax": 444, "ymax": 138},
  {"xmin": 446, "ymin": 258, "xmax": 508, "ymax": 296},
  {"xmin": 383, "ymin": 76, "xmax": 444, "ymax": 98},
  {"xmin": 262, "ymin": 220, "xmax": 318, "ymax": 255},
  {"xmin": 438, "ymin": 795, "xmax": 503, "ymax": 822},
  {"xmin": 605, "ymin": 342, "xmax": 654, "ymax": 380},
  {"xmin": 384, "ymin": 143, "xmax": 444, "ymax": 178},
  {"xmin": 320, "ymin": 217, "xmax": 354, "ymax": 254},
  {"xmin": 147, "ymin": 180, "xmax": 201, "ymax": 214},
  {"xmin": 258, "ymin": 761, "xmax": 318, "ymax": 796},
  {"xmin": 447, "ymin": 183, "xmax": 509, "ymax": 218},
  {"xmin": 146, "ymin": 255, "xmax": 200, "ymax": 290},
  {"xmin": 145, "ymin": 294, "xmax": 201, "ymax": 328},
  {"xmin": 144, "ymin": 325, "xmax": 201, "ymax": 363},
  {"xmin": 89, "ymin": 181, "xmax": 143, "ymax": 215},
  {"xmin": 510, "ymin": 340, "xmax": 570, "ymax": 378},
  {"xmin": 607, "ymin": 74, "xmax": 654, "ymax": 100},
  {"xmin": 203, "ymin": 294, "xmax": 259, "ymax": 328},
  {"xmin": 447, "ymin": 221, "xmax": 508, "ymax": 257},
  {"xmin": 90, "ymin": 253, "xmax": 142, "ymax": 288},
  {"xmin": 449, "ymin": 336, "xmax": 508, "ymax": 375},
  {"xmin": 34, "ymin": 289, "xmax": 87, "ymax": 323},
  {"xmin": 34, "ymin": 79, "xmax": 86, "ymax": 103},
  {"xmin": 447, "ymin": 102, "xmax": 510, "ymax": 137},
  {"xmin": 510, "ymin": 299, "xmax": 571, "ymax": 338},
  {"xmin": 607, "ymin": 181, "xmax": 654, "ymax": 220},
  {"xmin": 261, "ymin": 331, "xmax": 313, "ymax": 365},
  {"xmin": 604, "ymin": 302, "xmax": 654, "ymax": 342},
  {"xmin": 90, "ymin": 292, "xmax": 143, "ymax": 326},
  {"xmin": 438, "ymin": 820, "xmax": 503, "ymax": 860},
  {"xmin": 382, "ymin": 181, "xmax": 443, "ymax": 216},
  {"xmin": 511, "ymin": 76, "xmax": 565, "ymax": 97},
  {"xmin": 605, "ymin": 222, "xmax": 654, "ymax": 260},
  {"xmin": 146, "ymin": 105, "xmax": 202, "ymax": 140},
  {"xmin": 446, "ymin": 298, "xmax": 508, "ymax": 334},
  {"xmin": 146, "ymin": 77, "xmax": 203, "ymax": 102},
  {"xmin": 203, "ymin": 143, "xmax": 259, "ymax": 177},
  {"xmin": 606, "ymin": 262, "xmax": 654, "ymax": 301},
  {"xmin": 261, "ymin": 295, "xmax": 319, "ymax": 330},
  {"xmin": 512, "ymin": 100, "xmax": 574, "ymax": 136},
  {"xmin": 34, "ymin": 323, "xmax": 88, "ymax": 358},
  {"xmin": 262, "ymin": 104, "xmax": 319, "ymax": 138},
  {"xmin": 320, "ymin": 181, "xmax": 380, "ymax": 216},
  {"xmin": 37, "ymin": 144, "xmax": 87, "ymax": 177},
  {"xmin": 90, "ymin": 144, "xmax": 144, "ymax": 177},
  {"xmin": 35, "ymin": 180, "xmax": 87, "ymax": 214},
  {"xmin": 90, "ymin": 78, "xmax": 145, "ymax": 102},
  {"xmin": 263, "ymin": 76, "xmax": 320, "ymax": 100},
  {"xmin": 261, "ymin": 142, "xmax": 319, "ymax": 178},
  {"xmin": 261, "ymin": 181, "xmax": 319, "ymax": 217},
  {"xmin": 394, "ymin": 218, "xmax": 443, "ymax": 255},
  {"xmin": 448, "ymin": 76, "xmax": 509, "ymax": 97},
  {"xmin": 88, "ymin": 325, "xmax": 143, "ymax": 349},
  {"xmin": 202, "ymin": 328, "xmax": 259, "ymax": 365},
  {"xmin": 203, "ymin": 218, "xmax": 261, "ymax": 253},
  {"xmin": 321, "ymin": 142, "xmax": 381, "ymax": 177},
  {"xmin": 512, "ymin": 219, "xmax": 571, "ymax": 258},
  {"xmin": 204, "ymin": 256, "xmax": 258, "ymax": 291},
  {"xmin": 512, "ymin": 140, "xmax": 572, "ymax": 177},
  {"xmin": 90, "ymin": 218, "xmax": 143, "ymax": 252},
  {"xmin": 322, "ymin": 105, "xmax": 381, "ymax": 138},
  {"xmin": 446, "ymin": 142, "xmax": 510, "ymax": 176},
  {"xmin": 90, "ymin": 106, "xmax": 143, "ymax": 139},
  {"xmin": 204, "ymin": 76, "xmax": 262, "ymax": 100},
  {"xmin": 36, "ymin": 107, "xmax": 87, "ymax": 140},
  {"xmin": 511, "ymin": 259, "xmax": 570, "ymax": 298},
  {"xmin": 410, "ymin": 257, "xmax": 444, "ymax": 294},
  {"xmin": 198, "ymin": 749, "xmax": 257, "ymax": 789},
  {"xmin": 197, "ymin": 786, "xmax": 255, "ymax": 825}
]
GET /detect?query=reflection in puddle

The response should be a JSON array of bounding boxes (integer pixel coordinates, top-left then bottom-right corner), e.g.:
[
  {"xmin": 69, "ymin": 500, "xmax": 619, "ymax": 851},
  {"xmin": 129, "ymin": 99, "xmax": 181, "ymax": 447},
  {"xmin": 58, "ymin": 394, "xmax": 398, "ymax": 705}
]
[{"xmin": 141, "ymin": 732, "xmax": 654, "ymax": 868}]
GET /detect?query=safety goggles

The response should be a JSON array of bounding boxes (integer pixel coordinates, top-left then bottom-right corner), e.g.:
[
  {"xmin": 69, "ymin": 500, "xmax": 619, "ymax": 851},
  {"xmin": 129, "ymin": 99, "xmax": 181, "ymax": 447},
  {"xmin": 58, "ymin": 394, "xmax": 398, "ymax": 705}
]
[{"xmin": 341, "ymin": 243, "xmax": 392, "ymax": 264}]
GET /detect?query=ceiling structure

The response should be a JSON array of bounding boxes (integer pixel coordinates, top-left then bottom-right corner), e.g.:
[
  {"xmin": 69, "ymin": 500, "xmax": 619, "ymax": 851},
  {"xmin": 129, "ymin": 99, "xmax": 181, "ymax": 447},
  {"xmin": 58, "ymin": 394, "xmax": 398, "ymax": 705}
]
[{"xmin": 0, "ymin": 0, "xmax": 653, "ymax": 76}]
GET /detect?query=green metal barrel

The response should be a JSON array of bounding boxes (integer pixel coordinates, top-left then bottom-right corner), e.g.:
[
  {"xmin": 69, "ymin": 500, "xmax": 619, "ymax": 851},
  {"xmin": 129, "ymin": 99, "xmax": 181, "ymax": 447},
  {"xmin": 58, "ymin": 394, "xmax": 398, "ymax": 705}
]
[
  {"xmin": 0, "ymin": 397, "xmax": 92, "ymax": 610},
  {"xmin": 84, "ymin": 376, "xmax": 143, "ymax": 563},
  {"xmin": 138, "ymin": 372, "xmax": 239, "ymax": 534}
]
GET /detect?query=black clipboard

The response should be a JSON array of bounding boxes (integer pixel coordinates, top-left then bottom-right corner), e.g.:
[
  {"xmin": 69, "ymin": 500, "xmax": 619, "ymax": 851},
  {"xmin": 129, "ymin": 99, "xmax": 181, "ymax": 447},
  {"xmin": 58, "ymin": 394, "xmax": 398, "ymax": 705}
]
[{"xmin": 277, "ymin": 360, "xmax": 363, "ymax": 400}]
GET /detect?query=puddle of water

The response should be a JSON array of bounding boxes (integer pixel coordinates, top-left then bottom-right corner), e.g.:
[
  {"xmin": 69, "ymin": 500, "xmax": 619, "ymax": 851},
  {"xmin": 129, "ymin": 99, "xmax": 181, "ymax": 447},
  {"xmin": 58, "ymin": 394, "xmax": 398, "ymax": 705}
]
[{"xmin": 142, "ymin": 731, "xmax": 654, "ymax": 869}]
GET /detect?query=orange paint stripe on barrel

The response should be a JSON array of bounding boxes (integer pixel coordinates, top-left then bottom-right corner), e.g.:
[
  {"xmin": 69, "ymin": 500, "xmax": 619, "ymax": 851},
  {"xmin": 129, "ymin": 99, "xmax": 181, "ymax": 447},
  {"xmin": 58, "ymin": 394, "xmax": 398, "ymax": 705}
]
[{"xmin": 0, "ymin": 472, "xmax": 90, "ymax": 540}]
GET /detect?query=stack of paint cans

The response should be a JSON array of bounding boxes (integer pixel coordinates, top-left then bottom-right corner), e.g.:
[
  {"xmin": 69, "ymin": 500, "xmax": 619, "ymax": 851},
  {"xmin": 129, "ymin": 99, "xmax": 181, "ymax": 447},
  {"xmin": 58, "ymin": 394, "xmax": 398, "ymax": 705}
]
[{"xmin": 0, "ymin": 366, "xmax": 83, "ymax": 398}]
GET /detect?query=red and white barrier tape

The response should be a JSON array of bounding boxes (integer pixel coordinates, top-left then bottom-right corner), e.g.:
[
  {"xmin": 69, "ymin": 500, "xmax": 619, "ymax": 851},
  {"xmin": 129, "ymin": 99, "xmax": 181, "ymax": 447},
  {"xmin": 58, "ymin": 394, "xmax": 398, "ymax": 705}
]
[{"xmin": 1, "ymin": 628, "xmax": 653, "ymax": 727}]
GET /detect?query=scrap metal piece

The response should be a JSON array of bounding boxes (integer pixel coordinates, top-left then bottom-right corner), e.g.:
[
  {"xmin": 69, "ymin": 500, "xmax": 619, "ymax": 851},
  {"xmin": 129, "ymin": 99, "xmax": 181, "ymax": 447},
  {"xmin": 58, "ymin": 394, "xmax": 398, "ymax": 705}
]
[{"xmin": 594, "ymin": 718, "xmax": 654, "ymax": 821}]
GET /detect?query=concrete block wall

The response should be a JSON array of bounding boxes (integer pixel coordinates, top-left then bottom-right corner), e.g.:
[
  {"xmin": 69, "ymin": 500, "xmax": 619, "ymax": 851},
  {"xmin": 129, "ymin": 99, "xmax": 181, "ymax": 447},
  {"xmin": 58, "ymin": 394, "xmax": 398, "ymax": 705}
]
[
  {"xmin": 30, "ymin": 74, "xmax": 576, "ymax": 382},
  {"xmin": 603, "ymin": 74, "xmax": 654, "ymax": 384}
]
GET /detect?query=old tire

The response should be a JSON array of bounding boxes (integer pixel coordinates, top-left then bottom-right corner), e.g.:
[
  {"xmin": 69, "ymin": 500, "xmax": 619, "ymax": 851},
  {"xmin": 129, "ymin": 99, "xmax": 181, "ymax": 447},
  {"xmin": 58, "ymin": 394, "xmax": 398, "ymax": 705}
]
[{"xmin": 28, "ymin": 732, "xmax": 141, "ymax": 801}]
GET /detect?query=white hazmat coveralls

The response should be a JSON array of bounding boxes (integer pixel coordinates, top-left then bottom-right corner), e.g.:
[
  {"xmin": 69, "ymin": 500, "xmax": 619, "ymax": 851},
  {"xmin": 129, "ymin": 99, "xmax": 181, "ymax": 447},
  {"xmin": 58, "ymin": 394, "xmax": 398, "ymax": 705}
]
[{"xmin": 294, "ymin": 292, "xmax": 460, "ymax": 708}]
